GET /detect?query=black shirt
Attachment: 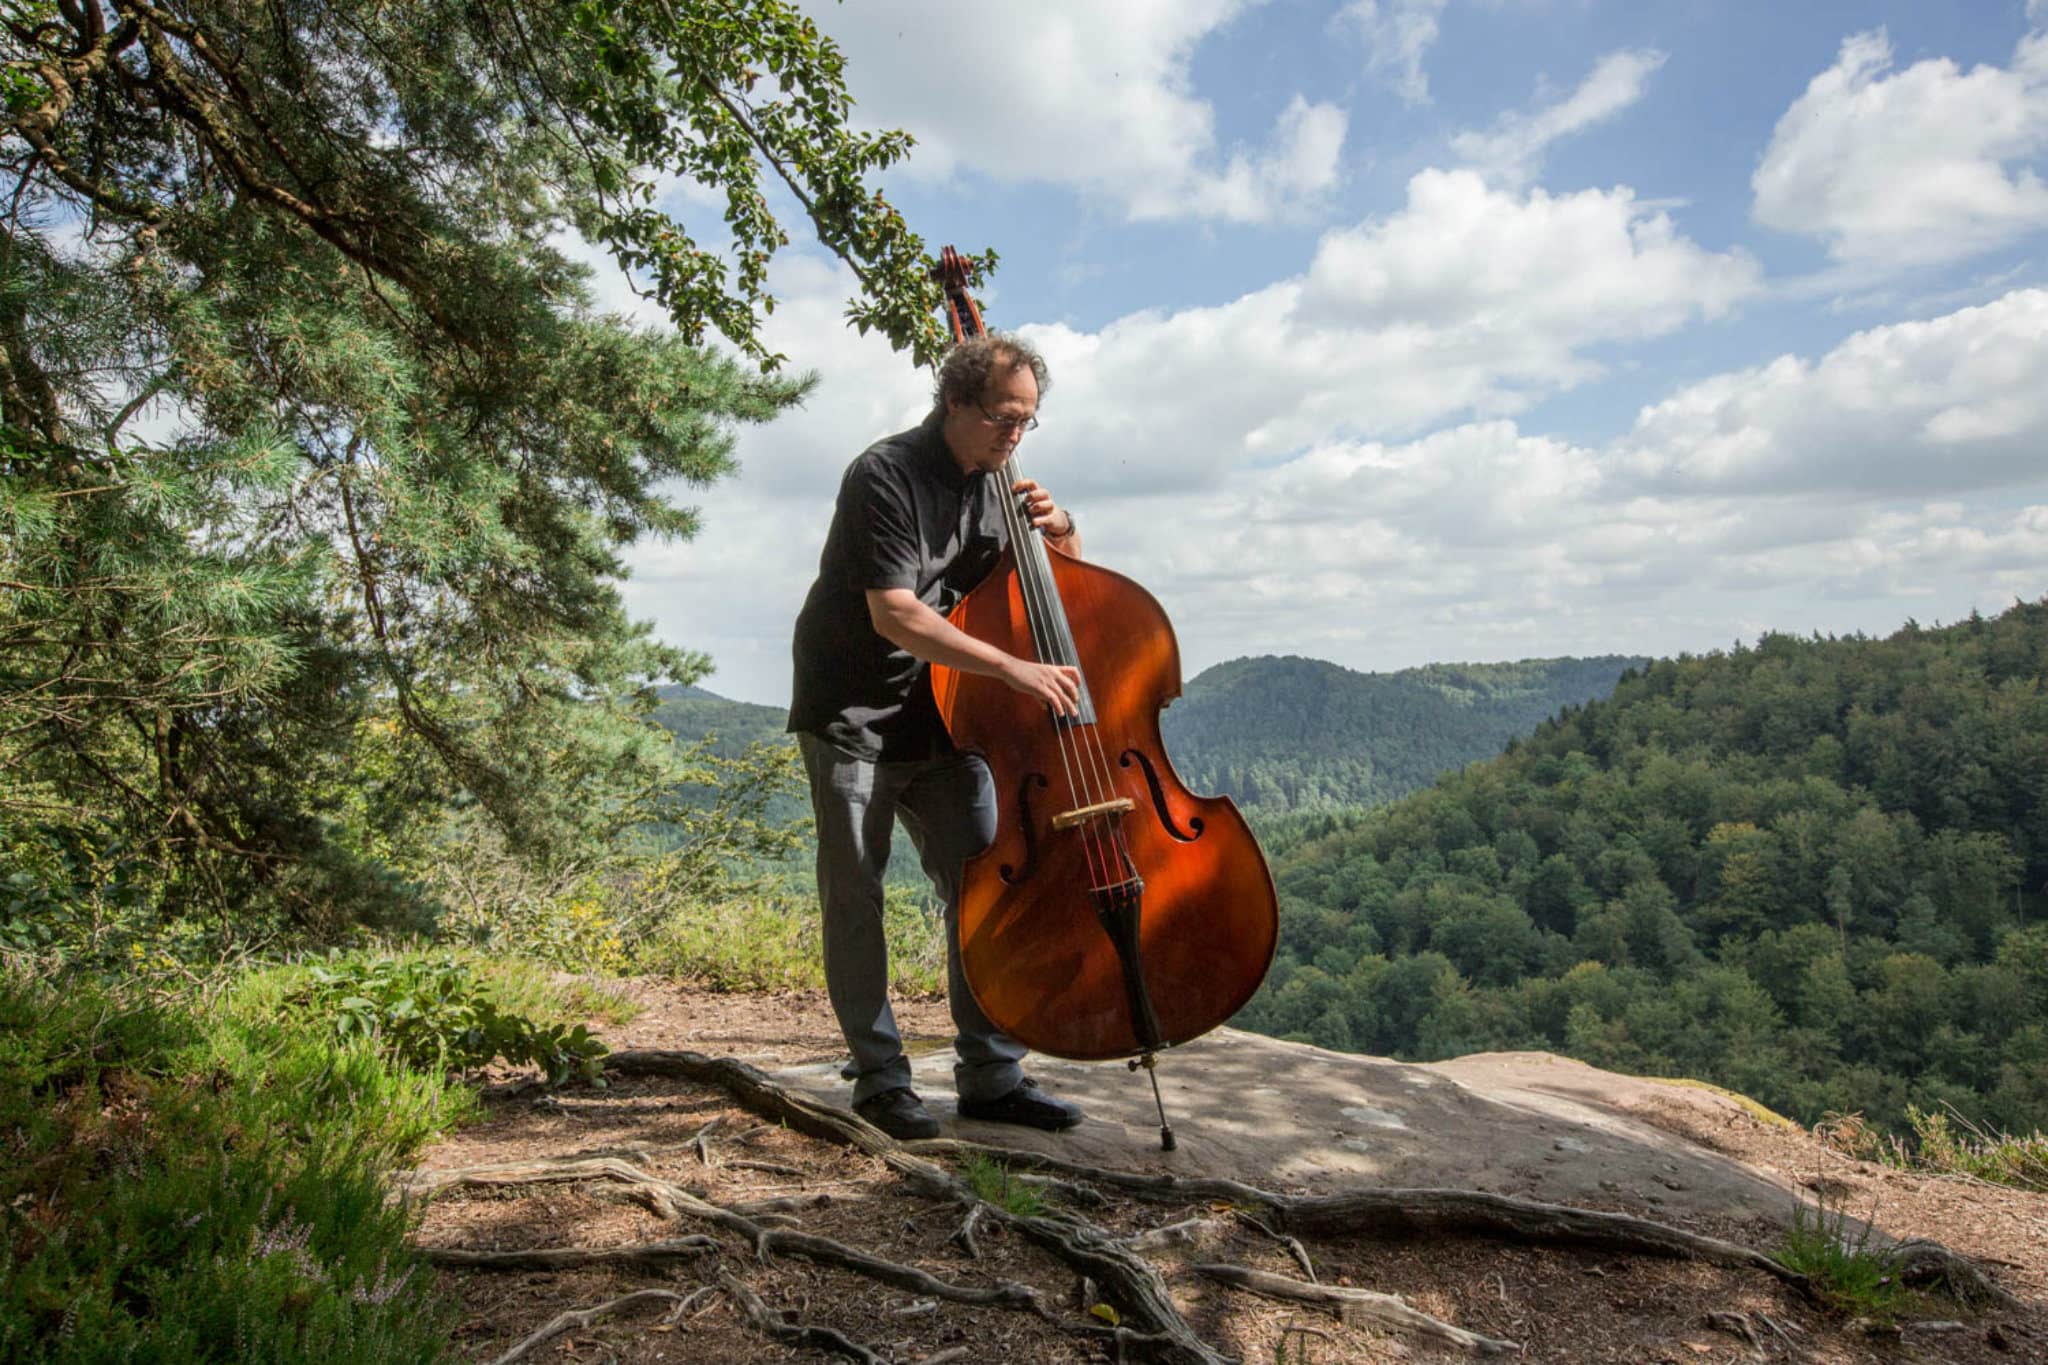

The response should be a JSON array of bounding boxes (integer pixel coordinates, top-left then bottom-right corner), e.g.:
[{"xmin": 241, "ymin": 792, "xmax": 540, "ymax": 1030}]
[{"xmin": 788, "ymin": 412, "xmax": 1009, "ymax": 761}]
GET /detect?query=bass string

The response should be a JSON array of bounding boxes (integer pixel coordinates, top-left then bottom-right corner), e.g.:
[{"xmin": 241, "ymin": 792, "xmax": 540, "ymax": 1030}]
[
  {"xmin": 945, "ymin": 276, "xmax": 1129, "ymax": 894},
  {"xmin": 995, "ymin": 455, "xmax": 1115, "ymax": 893},
  {"xmin": 995, "ymin": 455, "xmax": 1119, "ymax": 892},
  {"xmin": 1000, "ymin": 453, "xmax": 1140, "ymax": 893}
]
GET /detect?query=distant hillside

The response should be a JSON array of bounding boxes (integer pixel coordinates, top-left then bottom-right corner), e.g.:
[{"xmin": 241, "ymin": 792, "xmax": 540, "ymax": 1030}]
[
  {"xmin": 650, "ymin": 683, "xmax": 788, "ymax": 760},
  {"xmin": 1243, "ymin": 601, "xmax": 2048, "ymax": 1139},
  {"xmin": 1160, "ymin": 654, "xmax": 1648, "ymax": 815}
]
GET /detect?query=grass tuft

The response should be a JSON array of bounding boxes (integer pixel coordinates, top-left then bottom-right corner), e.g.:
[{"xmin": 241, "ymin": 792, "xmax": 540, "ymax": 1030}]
[
  {"xmin": 961, "ymin": 1152, "xmax": 1048, "ymax": 1217},
  {"xmin": 1775, "ymin": 1192, "xmax": 1905, "ymax": 1319}
]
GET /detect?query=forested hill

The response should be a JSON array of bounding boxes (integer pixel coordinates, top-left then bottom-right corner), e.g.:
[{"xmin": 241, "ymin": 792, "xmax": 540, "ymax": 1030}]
[
  {"xmin": 650, "ymin": 683, "xmax": 788, "ymax": 759},
  {"xmin": 1159, "ymin": 654, "xmax": 1648, "ymax": 814},
  {"xmin": 1241, "ymin": 601, "xmax": 2048, "ymax": 1138}
]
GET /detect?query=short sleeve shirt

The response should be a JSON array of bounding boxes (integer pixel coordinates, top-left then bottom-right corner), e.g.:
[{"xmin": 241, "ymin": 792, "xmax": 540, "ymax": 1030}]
[{"xmin": 788, "ymin": 412, "xmax": 1010, "ymax": 761}]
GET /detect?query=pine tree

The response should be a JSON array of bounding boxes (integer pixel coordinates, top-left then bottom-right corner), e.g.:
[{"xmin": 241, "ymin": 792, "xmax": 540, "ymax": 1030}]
[{"xmin": 2, "ymin": 1, "xmax": 963, "ymax": 931}]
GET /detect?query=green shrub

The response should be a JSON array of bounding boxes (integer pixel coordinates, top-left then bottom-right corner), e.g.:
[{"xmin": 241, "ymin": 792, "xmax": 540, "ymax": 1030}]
[
  {"xmin": 0, "ymin": 967, "xmax": 455, "ymax": 1363},
  {"xmin": 639, "ymin": 885, "xmax": 946, "ymax": 993},
  {"xmin": 266, "ymin": 951, "xmax": 610, "ymax": 1086},
  {"xmin": 1904, "ymin": 1104, "xmax": 2048, "ymax": 1192}
]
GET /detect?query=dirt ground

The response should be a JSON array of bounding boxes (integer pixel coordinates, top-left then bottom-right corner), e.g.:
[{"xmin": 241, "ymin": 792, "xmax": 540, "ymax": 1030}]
[{"xmin": 413, "ymin": 979, "xmax": 2048, "ymax": 1365}]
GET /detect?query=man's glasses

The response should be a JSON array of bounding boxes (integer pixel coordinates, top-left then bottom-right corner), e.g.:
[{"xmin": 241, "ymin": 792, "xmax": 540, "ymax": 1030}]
[{"xmin": 976, "ymin": 403, "xmax": 1039, "ymax": 435}]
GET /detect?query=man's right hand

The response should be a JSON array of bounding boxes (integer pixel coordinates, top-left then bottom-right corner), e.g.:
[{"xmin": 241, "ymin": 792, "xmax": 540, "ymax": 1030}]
[{"xmin": 1001, "ymin": 657, "xmax": 1083, "ymax": 717}]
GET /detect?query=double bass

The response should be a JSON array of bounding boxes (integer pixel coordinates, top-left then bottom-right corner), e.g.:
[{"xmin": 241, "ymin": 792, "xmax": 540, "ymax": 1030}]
[{"xmin": 925, "ymin": 248, "xmax": 1279, "ymax": 1149}]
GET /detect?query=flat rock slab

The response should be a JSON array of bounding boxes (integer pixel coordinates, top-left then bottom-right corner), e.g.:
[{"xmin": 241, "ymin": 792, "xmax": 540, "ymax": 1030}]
[{"xmin": 772, "ymin": 1030, "xmax": 1803, "ymax": 1231}]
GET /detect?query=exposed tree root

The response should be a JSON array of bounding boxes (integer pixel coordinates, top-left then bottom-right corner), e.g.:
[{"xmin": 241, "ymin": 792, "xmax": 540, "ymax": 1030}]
[
  {"xmin": 603, "ymin": 1049, "xmax": 1229, "ymax": 1363},
  {"xmin": 1884, "ymin": 1238, "xmax": 2022, "ymax": 1307},
  {"xmin": 1234, "ymin": 1210, "xmax": 1317, "ymax": 1281},
  {"xmin": 419, "ymin": 1236, "xmax": 717, "ymax": 1272},
  {"xmin": 718, "ymin": 1270, "xmax": 890, "ymax": 1365},
  {"xmin": 422, "ymin": 1047, "xmax": 2019, "ymax": 1365},
  {"xmin": 604, "ymin": 1050, "xmax": 1840, "ymax": 1293},
  {"xmin": 408, "ymin": 1153, "xmax": 1046, "ymax": 1315},
  {"xmin": 483, "ymin": 1286, "xmax": 691, "ymax": 1365},
  {"xmin": 1189, "ymin": 1263, "xmax": 1518, "ymax": 1356},
  {"xmin": 1119, "ymin": 1216, "xmax": 1230, "ymax": 1254},
  {"xmin": 909, "ymin": 1131, "xmax": 1814, "ymax": 1292}
]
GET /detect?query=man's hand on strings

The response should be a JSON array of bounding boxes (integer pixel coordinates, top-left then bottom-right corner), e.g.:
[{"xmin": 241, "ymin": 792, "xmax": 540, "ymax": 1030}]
[
  {"xmin": 1001, "ymin": 657, "xmax": 1082, "ymax": 717},
  {"xmin": 1012, "ymin": 479, "xmax": 1074, "ymax": 540}
]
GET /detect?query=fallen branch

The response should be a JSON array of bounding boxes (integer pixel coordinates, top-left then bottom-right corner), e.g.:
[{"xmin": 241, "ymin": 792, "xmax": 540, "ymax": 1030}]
[
  {"xmin": 484, "ymin": 1287, "xmax": 687, "ymax": 1365},
  {"xmin": 406, "ymin": 1154, "xmax": 651, "ymax": 1196},
  {"xmin": 1189, "ymin": 1263, "xmax": 1518, "ymax": 1356},
  {"xmin": 419, "ymin": 1237, "xmax": 717, "ymax": 1272}
]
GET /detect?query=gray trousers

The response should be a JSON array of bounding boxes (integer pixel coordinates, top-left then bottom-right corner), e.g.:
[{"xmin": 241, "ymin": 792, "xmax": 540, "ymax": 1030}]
[{"xmin": 798, "ymin": 733, "xmax": 1028, "ymax": 1105}]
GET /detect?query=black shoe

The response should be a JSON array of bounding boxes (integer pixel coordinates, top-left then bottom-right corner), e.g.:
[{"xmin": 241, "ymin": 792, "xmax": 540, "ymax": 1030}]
[
  {"xmin": 854, "ymin": 1087, "xmax": 940, "ymax": 1140},
  {"xmin": 956, "ymin": 1077, "xmax": 1083, "ymax": 1131}
]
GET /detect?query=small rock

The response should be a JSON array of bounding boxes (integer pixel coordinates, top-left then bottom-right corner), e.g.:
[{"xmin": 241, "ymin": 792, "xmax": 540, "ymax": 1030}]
[{"xmin": 1554, "ymin": 1136, "xmax": 1593, "ymax": 1153}]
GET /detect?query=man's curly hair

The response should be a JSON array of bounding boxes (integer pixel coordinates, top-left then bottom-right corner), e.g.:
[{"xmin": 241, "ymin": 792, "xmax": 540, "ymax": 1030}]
[{"xmin": 931, "ymin": 333, "xmax": 1050, "ymax": 413}]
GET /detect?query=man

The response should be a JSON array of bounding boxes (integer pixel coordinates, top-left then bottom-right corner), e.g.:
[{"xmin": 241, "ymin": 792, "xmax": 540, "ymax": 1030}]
[{"xmin": 788, "ymin": 334, "xmax": 1087, "ymax": 1141}]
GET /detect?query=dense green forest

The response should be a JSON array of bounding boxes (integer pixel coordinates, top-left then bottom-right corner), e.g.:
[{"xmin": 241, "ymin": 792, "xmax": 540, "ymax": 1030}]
[
  {"xmin": 1160, "ymin": 654, "xmax": 1647, "ymax": 815},
  {"xmin": 650, "ymin": 652, "xmax": 1647, "ymax": 835},
  {"xmin": 1238, "ymin": 603, "xmax": 2048, "ymax": 1138}
]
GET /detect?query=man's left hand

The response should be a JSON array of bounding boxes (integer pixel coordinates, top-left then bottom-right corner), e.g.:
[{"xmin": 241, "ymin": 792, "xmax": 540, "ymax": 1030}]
[{"xmin": 1013, "ymin": 479, "xmax": 1073, "ymax": 539}]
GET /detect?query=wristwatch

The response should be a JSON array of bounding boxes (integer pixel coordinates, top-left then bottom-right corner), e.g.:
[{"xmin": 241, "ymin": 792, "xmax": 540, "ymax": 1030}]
[{"xmin": 1047, "ymin": 510, "xmax": 1077, "ymax": 540}]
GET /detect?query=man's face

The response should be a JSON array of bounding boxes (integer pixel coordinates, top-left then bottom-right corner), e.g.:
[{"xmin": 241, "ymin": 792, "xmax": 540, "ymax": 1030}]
[{"xmin": 944, "ymin": 364, "xmax": 1039, "ymax": 473}]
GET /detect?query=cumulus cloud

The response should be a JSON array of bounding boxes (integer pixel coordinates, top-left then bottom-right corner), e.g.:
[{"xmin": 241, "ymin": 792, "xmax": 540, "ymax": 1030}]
[
  {"xmin": 1619, "ymin": 289, "xmax": 2048, "ymax": 496},
  {"xmin": 1339, "ymin": 0, "xmax": 1449, "ymax": 105},
  {"xmin": 1015, "ymin": 170, "xmax": 1756, "ymax": 493},
  {"xmin": 617, "ymin": 173, "xmax": 1784, "ymax": 700},
  {"xmin": 801, "ymin": 1, "xmax": 1343, "ymax": 223},
  {"xmin": 1452, "ymin": 49, "xmax": 1668, "ymax": 186},
  {"xmin": 630, "ymin": 262, "xmax": 2047, "ymax": 704},
  {"xmin": 1083, "ymin": 289, "xmax": 2048, "ymax": 678},
  {"xmin": 1753, "ymin": 28, "xmax": 2048, "ymax": 270}
]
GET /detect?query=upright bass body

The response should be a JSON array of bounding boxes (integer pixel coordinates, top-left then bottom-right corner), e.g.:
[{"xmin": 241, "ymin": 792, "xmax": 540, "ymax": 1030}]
[{"xmin": 930, "ymin": 547, "xmax": 1279, "ymax": 1062}]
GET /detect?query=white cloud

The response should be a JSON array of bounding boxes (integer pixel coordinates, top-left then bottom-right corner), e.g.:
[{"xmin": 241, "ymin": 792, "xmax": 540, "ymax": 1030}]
[
  {"xmin": 1080, "ymin": 289, "xmax": 2048, "ymax": 679},
  {"xmin": 1619, "ymin": 289, "xmax": 2048, "ymax": 496},
  {"xmin": 1753, "ymin": 28, "xmax": 2048, "ymax": 270},
  {"xmin": 645, "ymin": 275, "xmax": 2043, "ymax": 705},
  {"xmin": 1452, "ymin": 49, "xmax": 1668, "ymax": 186},
  {"xmin": 1016, "ymin": 170, "xmax": 1756, "ymax": 488},
  {"xmin": 802, "ymin": 1, "xmax": 1344, "ymax": 223},
  {"xmin": 1340, "ymin": 0, "xmax": 1449, "ymax": 106},
  {"xmin": 620, "ymin": 175, "xmax": 1774, "ymax": 702}
]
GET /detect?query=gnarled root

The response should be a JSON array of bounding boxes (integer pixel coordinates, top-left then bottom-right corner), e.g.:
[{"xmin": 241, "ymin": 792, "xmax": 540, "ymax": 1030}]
[
  {"xmin": 1189, "ymin": 1263, "xmax": 1518, "ymax": 1355},
  {"xmin": 484, "ymin": 1287, "xmax": 692, "ymax": 1365}
]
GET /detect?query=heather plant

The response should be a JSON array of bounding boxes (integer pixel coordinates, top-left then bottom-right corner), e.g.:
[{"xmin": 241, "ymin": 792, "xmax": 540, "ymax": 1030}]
[{"xmin": 0, "ymin": 966, "xmax": 458, "ymax": 1362}]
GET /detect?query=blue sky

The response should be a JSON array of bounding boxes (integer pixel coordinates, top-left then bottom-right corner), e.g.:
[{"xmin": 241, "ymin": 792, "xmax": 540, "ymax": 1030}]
[{"xmin": 608, "ymin": 0, "xmax": 2048, "ymax": 706}]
